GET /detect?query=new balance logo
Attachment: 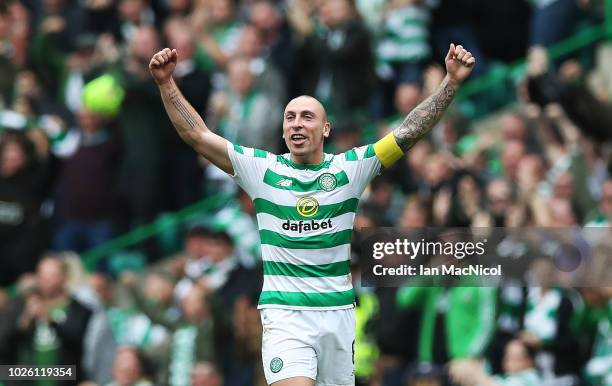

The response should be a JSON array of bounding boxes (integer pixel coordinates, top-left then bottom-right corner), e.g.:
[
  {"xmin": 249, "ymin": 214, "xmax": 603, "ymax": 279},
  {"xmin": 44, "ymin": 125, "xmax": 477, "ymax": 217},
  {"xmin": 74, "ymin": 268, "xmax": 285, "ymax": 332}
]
[{"xmin": 277, "ymin": 178, "xmax": 293, "ymax": 187}]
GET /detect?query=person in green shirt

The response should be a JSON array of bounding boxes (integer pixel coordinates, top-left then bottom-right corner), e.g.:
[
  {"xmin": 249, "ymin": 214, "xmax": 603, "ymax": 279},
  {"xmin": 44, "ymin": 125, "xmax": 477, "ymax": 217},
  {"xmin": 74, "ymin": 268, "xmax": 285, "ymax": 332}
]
[
  {"xmin": 15, "ymin": 256, "xmax": 93, "ymax": 385},
  {"xmin": 121, "ymin": 272, "xmax": 221, "ymax": 386},
  {"xmin": 396, "ymin": 282, "xmax": 496, "ymax": 364},
  {"xmin": 450, "ymin": 339, "xmax": 542, "ymax": 386}
]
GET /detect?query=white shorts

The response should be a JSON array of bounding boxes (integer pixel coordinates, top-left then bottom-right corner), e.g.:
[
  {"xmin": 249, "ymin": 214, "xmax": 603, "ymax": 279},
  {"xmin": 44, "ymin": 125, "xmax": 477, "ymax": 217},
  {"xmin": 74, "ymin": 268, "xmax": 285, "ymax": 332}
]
[{"xmin": 260, "ymin": 308, "xmax": 356, "ymax": 386}]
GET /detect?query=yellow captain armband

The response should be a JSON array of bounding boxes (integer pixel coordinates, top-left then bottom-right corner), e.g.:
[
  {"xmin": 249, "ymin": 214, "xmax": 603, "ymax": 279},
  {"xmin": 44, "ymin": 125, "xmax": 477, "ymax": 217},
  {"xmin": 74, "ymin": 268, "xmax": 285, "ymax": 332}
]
[{"xmin": 373, "ymin": 132, "xmax": 404, "ymax": 168}]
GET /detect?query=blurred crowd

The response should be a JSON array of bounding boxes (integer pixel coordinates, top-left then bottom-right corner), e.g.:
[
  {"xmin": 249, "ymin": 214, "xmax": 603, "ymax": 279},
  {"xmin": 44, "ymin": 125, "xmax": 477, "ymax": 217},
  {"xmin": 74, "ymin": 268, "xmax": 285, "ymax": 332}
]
[{"xmin": 0, "ymin": 0, "xmax": 611, "ymax": 385}]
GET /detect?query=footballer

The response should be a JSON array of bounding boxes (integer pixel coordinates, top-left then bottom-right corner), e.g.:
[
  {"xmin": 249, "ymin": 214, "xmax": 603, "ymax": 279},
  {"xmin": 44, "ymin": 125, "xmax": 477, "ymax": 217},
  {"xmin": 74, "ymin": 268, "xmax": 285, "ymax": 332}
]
[{"xmin": 150, "ymin": 42, "xmax": 475, "ymax": 386}]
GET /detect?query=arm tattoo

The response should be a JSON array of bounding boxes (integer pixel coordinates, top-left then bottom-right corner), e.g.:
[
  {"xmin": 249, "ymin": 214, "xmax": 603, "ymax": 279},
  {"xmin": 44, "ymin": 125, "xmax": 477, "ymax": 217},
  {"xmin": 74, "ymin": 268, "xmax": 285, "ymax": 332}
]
[
  {"xmin": 168, "ymin": 88, "xmax": 199, "ymax": 130},
  {"xmin": 160, "ymin": 83, "xmax": 206, "ymax": 147},
  {"xmin": 392, "ymin": 78, "xmax": 456, "ymax": 151}
]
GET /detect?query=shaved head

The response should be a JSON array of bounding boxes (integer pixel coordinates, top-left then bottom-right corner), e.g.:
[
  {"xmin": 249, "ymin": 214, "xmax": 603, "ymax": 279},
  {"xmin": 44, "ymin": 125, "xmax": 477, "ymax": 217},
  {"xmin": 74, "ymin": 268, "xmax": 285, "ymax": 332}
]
[
  {"xmin": 286, "ymin": 95, "xmax": 328, "ymax": 123},
  {"xmin": 283, "ymin": 95, "xmax": 330, "ymax": 164}
]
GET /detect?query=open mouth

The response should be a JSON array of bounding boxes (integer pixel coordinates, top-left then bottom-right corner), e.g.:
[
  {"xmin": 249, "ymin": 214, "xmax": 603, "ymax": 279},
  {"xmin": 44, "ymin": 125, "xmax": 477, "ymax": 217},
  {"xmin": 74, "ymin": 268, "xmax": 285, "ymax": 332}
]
[{"xmin": 290, "ymin": 133, "xmax": 307, "ymax": 145}]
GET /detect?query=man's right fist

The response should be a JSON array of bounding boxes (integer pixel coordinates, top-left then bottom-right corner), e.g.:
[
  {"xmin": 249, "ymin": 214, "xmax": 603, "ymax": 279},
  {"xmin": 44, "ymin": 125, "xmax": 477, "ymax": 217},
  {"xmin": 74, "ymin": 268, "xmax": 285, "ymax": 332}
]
[{"xmin": 149, "ymin": 48, "xmax": 178, "ymax": 85}]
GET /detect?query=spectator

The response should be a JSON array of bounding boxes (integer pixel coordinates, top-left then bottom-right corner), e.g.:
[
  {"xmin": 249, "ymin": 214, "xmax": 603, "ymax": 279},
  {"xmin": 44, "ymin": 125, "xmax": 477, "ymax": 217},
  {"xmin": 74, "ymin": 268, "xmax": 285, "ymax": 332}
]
[
  {"xmin": 230, "ymin": 295, "xmax": 265, "ymax": 386},
  {"xmin": 290, "ymin": 0, "xmax": 375, "ymax": 122},
  {"xmin": 236, "ymin": 24, "xmax": 287, "ymax": 102},
  {"xmin": 0, "ymin": 287, "xmax": 13, "ymax": 363},
  {"xmin": 170, "ymin": 228, "xmax": 260, "ymax": 385},
  {"xmin": 191, "ymin": 0, "xmax": 242, "ymax": 74},
  {"xmin": 431, "ymin": 0, "xmax": 487, "ymax": 76},
  {"xmin": 61, "ymin": 34, "xmax": 109, "ymax": 114},
  {"xmin": 210, "ymin": 56, "xmax": 282, "ymax": 153},
  {"xmin": 174, "ymin": 229, "xmax": 260, "ymax": 312},
  {"xmin": 53, "ymin": 108, "xmax": 120, "ymax": 253},
  {"xmin": 374, "ymin": 0, "xmax": 430, "ymax": 118},
  {"xmin": 486, "ymin": 286, "xmax": 529, "ymax": 374},
  {"xmin": 377, "ymin": 0, "xmax": 430, "ymax": 84},
  {"xmin": 585, "ymin": 179, "xmax": 612, "ymax": 226},
  {"xmin": 9, "ymin": 69, "xmax": 72, "ymax": 125},
  {"xmin": 115, "ymin": 26, "xmax": 166, "ymax": 254},
  {"xmin": 173, "ymin": 226, "xmax": 214, "ymax": 302},
  {"xmin": 210, "ymin": 189, "xmax": 261, "ymax": 268},
  {"xmin": 396, "ymin": 283, "xmax": 496, "ymax": 366},
  {"xmin": 362, "ymin": 175, "xmax": 400, "ymax": 226},
  {"xmin": 472, "ymin": 179, "xmax": 514, "ymax": 228},
  {"xmin": 162, "ymin": 18, "xmax": 210, "ymax": 209},
  {"xmin": 529, "ymin": 0, "xmax": 581, "ymax": 48},
  {"xmin": 61, "ymin": 255, "xmax": 117, "ymax": 386},
  {"xmin": 378, "ymin": 82, "xmax": 423, "ymax": 137},
  {"xmin": 191, "ymin": 361, "xmax": 224, "ymax": 386},
  {"xmin": 105, "ymin": 346, "xmax": 153, "ymax": 386},
  {"xmin": 13, "ymin": 256, "xmax": 93, "ymax": 384},
  {"xmin": 107, "ymin": 270, "xmax": 175, "ymax": 384},
  {"xmin": 0, "ymin": 2, "xmax": 29, "ymax": 102},
  {"xmin": 501, "ymin": 140, "xmax": 527, "ymax": 181},
  {"xmin": 450, "ymin": 339, "xmax": 542, "ymax": 386},
  {"xmin": 122, "ymin": 274, "xmax": 220, "ymax": 386},
  {"xmin": 329, "ymin": 120, "xmax": 363, "ymax": 154},
  {"xmin": 29, "ymin": 0, "xmax": 86, "ymax": 52},
  {"xmin": 582, "ymin": 288, "xmax": 612, "ymax": 386},
  {"xmin": 117, "ymin": 0, "xmax": 156, "ymax": 44},
  {"xmin": 520, "ymin": 257, "xmax": 580, "ymax": 377},
  {"xmin": 501, "ymin": 112, "xmax": 529, "ymax": 143},
  {"xmin": 516, "ymin": 154, "xmax": 546, "ymax": 197},
  {"xmin": 0, "ymin": 130, "xmax": 49, "ymax": 286},
  {"xmin": 399, "ymin": 195, "xmax": 430, "ymax": 229},
  {"xmin": 247, "ymin": 0, "xmax": 295, "ymax": 87},
  {"xmin": 158, "ymin": 0, "xmax": 193, "ymax": 19}
]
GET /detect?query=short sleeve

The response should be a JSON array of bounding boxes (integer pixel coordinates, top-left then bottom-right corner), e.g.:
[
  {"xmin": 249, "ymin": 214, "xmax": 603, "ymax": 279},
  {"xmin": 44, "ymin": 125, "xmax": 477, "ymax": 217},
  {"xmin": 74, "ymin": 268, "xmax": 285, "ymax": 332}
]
[
  {"xmin": 341, "ymin": 144, "xmax": 382, "ymax": 196},
  {"xmin": 226, "ymin": 142, "xmax": 271, "ymax": 197}
]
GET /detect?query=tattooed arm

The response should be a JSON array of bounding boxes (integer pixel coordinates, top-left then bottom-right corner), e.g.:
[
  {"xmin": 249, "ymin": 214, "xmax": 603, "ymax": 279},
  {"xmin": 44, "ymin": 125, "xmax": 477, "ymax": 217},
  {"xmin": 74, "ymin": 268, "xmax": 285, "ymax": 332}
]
[
  {"xmin": 150, "ymin": 48, "xmax": 233, "ymax": 174},
  {"xmin": 393, "ymin": 76, "xmax": 457, "ymax": 152},
  {"xmin": 394, "ymin": 44, "xmax": 475, "ymax": 151}
]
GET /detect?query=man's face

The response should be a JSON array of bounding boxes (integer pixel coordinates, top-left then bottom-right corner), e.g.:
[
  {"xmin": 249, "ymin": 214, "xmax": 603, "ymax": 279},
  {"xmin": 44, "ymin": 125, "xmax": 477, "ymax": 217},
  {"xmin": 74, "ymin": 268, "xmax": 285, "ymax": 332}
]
[
  {"xmin": 185, "ymin": 236, "xmax": 211, "ymax": 260},
  {"xmin": 487, "ymin": 180, "xmax": 512, "ymax": 216},
  {"xmin": 320, "ymin": 0, "xmax": 352, "ymax": 27},
  {"xmin": 503, "ymin": 341, "xmax": 533, "ymax": 374},
  {"xmin": 238, "ymin": 26, "xmax": 262, "ymax": 58},
  {"xmin": 191, "ymin": 363, "xmax": 222, "ymax": 386},
  {"xmin": 282, "ymin": 97, "xmax": 330, "ymax": 158},
  {"xmin": 250, "ymin": 1, "xmax": 280, "ymax": 32},
  {"xmin": 502, "ymin": 141, "xmax": 526, "ymax": 178},
  {"xmin": 36, "ymin": 259, "xmax": 66, "ymax": 298},
  {"xmin": 228, "ymin": 59, "xmax": 254, "ymax": 97},
  {"xmin": 112, "ymin": 349, "xmax": 142, "ymax": 386},
  {"xmin": 210, "ymin": 0, "xmax": 234, "ymax": 24},
  {"xmin": 144, "ymin": 273, "xmax": 174, "ymax": 305},
  {"xmin": 208, "ymin": 239, "xmax": 233, "ymax": 264},
  {"xmin": 129, "ymin": 27, "xmax": 159, "ymax": 61},
  {"xmin": 1, "ymin": 141, "xmax": 27, "ymax": 178}
]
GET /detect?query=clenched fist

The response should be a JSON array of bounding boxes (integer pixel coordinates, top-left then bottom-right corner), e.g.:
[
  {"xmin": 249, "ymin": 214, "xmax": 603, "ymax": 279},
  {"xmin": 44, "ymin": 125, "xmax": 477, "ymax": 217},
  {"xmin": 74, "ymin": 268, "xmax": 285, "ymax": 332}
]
[
  {"xmin": 149, "ymin": 48, "xmax": 178, "ymax": 86},
  {"xmin": 445, "ymin": 43, "xmax": 476, "ymax": 88}
]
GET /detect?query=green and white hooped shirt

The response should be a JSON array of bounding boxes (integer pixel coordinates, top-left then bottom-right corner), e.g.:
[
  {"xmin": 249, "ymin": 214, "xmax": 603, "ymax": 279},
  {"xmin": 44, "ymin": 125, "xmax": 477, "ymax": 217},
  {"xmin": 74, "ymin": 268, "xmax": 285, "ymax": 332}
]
[{"xmin": 227, "ymin": 142, "xmax": 382, "ymax": 310}]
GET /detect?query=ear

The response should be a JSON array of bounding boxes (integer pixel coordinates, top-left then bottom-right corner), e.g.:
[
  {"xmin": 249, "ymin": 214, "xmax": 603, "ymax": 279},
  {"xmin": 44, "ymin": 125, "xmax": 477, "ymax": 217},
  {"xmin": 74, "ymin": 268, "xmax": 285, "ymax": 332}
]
[{"xmin": 323, "ymin": 122, "xmax": 331, "ymax": 138}]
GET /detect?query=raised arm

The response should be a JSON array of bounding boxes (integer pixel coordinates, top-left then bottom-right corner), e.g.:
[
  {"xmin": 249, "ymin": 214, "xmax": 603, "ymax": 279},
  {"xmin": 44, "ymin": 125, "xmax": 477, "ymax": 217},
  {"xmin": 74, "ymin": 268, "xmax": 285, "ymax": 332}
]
[
  {"xmin": 149, "ymin": 48, "xmax": 234, "ymax": 174},
  {"xmin": 393, "ymin": 44, "xmax": 476, "ymax": 151}
]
